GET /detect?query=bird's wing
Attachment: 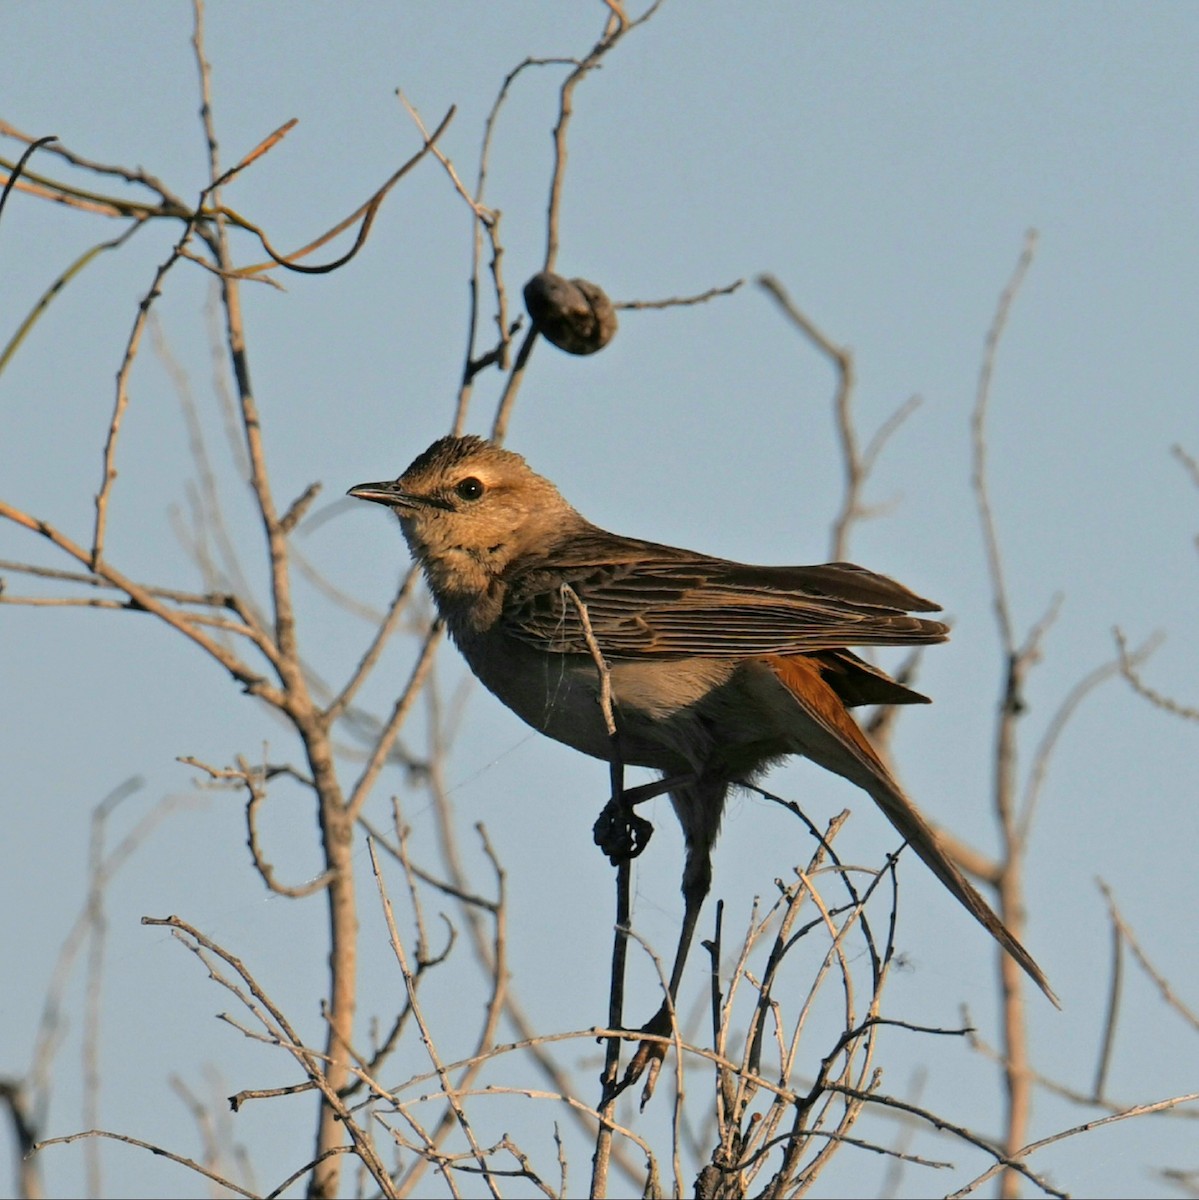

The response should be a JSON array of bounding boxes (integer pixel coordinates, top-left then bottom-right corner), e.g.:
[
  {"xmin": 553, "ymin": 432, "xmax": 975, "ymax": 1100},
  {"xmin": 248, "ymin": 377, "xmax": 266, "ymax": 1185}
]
[{"xmin": 502, "ymin": 542, "xmax": 949, "ymax": 659}]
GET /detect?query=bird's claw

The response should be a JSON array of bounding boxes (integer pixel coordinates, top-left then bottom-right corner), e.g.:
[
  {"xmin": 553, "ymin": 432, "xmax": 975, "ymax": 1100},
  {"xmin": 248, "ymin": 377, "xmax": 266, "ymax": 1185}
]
[
  {"xmin": 601, "ymin": 1006, "xmax": 672, "ymax": 1108},
  {"xmin": 592, "ymin": 798, "xmax": 654, "ymax": 864},
  {"xmin": 624, "ymin": 1037, "xmax": 666, "ymax": 1109}
]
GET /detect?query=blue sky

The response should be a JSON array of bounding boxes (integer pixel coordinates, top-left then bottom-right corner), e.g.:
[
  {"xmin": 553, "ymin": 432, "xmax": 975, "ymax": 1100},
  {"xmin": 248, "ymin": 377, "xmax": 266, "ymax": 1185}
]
[{"xmin": 3, "ymin": 4, "xmax": 1197, "ymax": 1198}]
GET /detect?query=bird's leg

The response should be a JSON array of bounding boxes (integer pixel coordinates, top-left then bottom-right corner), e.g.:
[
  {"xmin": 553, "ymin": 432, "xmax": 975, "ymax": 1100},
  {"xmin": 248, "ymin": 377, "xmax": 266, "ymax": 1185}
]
[
  {"xmin": 592, "ymin": 770, "xmax": 695, "ymax": 865},
  {"xmin": 614, "ymin": 843, "xmax": 713, "ymax": 1105}
]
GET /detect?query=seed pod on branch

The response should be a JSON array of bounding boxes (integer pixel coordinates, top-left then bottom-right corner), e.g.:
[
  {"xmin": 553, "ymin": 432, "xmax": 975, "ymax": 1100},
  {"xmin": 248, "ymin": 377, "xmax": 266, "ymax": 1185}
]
[{"xmin": 523, "ymin": 270, "xmax": 618, "ymax": 355}]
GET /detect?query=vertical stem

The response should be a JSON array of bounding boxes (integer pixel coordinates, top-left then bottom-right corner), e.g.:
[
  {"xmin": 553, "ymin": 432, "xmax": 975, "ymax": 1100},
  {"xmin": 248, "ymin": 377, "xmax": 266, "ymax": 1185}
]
[
  {"xmin": 973, "ymin": 233, "xmax": 1039, "ymax": 1197},
  {"xmin": 303, "ymin": 724, "xmax": 358, "ymax": 1200},
  {"xmin": 591, "ymin": 847, "xmax": 632, "ymax": 1200},
  {"xmin": 995, "ymin": 660, "xmax": 1029, "ymax": 1199},
  {"xmin": 190, "ymin": 7, "xmax": 354, "ymax": 1194}
]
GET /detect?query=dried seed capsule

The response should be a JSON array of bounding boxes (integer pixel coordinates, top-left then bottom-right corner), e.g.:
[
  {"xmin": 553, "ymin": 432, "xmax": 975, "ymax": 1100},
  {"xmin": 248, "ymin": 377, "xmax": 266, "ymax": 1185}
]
[{"xmin": 523, "ymin": 271, "xmax": 618, "ymax": 355}]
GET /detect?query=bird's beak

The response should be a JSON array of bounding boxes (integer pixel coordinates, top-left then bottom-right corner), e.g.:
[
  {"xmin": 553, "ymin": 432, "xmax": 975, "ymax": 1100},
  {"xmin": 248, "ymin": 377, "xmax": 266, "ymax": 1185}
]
[{"xmin": 347, "ymin": 480, "xmax": 419, "ymax": 510}]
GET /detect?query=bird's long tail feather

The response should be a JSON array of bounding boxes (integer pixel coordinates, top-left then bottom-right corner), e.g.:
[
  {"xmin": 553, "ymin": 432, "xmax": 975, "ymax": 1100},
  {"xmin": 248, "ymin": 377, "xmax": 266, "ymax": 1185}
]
[{"xmin": 766, "ymin": 656, "xmax": 1059, "ymax": 1007}]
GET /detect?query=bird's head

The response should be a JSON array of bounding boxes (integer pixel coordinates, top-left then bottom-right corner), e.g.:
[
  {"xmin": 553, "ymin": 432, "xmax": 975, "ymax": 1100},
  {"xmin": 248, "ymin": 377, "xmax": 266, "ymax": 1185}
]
[{"xmin": 349, "ymin": 435, "xmax": 575, "ymax": 595}]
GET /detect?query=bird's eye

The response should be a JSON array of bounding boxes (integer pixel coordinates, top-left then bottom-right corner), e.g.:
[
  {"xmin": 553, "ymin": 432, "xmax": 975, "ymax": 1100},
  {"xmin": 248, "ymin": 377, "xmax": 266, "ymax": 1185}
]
[{"xmin": 454, "ymin": 476, "xmax": 485, "ymax": 502}]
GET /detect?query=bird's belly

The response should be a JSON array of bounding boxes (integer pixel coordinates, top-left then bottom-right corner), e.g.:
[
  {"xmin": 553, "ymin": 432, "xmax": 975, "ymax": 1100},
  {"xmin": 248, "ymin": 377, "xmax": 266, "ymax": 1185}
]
[{"xmin": 454, "ymin": 631, "xmax": 737, "ymax": 773}]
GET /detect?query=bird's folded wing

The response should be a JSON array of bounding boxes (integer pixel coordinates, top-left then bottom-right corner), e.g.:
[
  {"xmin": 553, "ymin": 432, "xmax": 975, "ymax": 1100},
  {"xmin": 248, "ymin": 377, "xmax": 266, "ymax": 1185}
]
[{"xmin": 502, "ymin": 552, "xmax": 949, "ymax": 658}]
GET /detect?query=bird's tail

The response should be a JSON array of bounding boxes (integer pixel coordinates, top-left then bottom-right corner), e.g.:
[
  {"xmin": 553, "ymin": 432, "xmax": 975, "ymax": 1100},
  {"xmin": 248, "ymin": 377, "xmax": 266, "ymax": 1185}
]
[{"xmin": 764, "ymin": 656, "xmax": 1059, "ymax": 1007}]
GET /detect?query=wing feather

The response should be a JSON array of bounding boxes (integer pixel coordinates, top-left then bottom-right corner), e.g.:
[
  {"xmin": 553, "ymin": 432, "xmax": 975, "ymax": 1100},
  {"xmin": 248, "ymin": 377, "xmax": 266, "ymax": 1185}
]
[{"xmin": 502, "ymin": 541, "xmax": 948, "ymax": 659}]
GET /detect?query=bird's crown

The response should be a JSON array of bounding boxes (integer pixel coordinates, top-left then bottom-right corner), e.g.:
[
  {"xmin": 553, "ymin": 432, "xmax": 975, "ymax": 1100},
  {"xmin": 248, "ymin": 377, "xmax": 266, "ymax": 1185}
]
[{"xmin": 400, "ymin": 434, "xmax": 522, "ymax": 485}]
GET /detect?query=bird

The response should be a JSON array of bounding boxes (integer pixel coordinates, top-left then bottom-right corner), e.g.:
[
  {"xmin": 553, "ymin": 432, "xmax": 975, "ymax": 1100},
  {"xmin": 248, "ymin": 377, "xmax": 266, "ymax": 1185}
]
[{"xmin": 348, "ymin": 434, "xmax": 1057, "ymax": 1084}]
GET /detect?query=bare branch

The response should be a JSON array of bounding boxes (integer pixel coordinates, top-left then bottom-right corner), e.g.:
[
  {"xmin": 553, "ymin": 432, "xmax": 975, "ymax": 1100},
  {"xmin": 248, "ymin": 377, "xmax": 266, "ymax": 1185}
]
[
  {"xmin": 0, "ymin": 223, "xmax": 146, "ymax": 377},
  {"xmin": 142, "ymin": 912, "xmax": 396, "ymax": 1195},
  {"xmin": 0, "ymin": 133, "xmax": 57, "ymax": 222},
  {"xmin": 1016, "ymin": 638, "xmax": 1153, "ymax": 847},
  {"xmin": 951, "ymin": 1092, "xmax": 1199, "ymax": 1199},
  {"xmin": 368, "ymin": 840, "xmax": 499, "ymax": 1198},
  {"xmin": 616, "ymin": 279, "xmax": 745, "ymax": 310},
  {"xmin": 92, "ymin": 211, "xmax": 206, "ymax": 568},
  {"xmin": 208, "ymin": 117, "xmax": 297, "ymax": 193},
  {"xmin": 831, "ymin": 1083, "xmax": 1066, "ymax": 1199},
  {"xmin": 32, "ymin": 1129, "xmax": 256, "ymax": 1199},
  {"xmin": 397, "ymin": 91, "xmax": 493, "ymax": 224},
  {"xmin": 972, "ymin": 229, "xmax": 1037, "ymax": 655},
  {"xmin": 1115, "ymin": 627, "xmax": 1199, "ymax": 722},
  {"xmin": 543, "ymin": 0, "xmax": 667, "ymax": 268},
  {"xmin": 231, "ymin": 106, "xmax": 455, "ymax": 277},
  {"xmin": 758, "ymin": 273, "xmax": 868, "ymax": 561},
  {"xmin": 1172, "ymin": 442, "xmax": 1199, "ymax": 491},
  {"xmin": 0, "ymin": 117, "xmax": 188, "ymax": 208},
  {"xmin": 327, "ymin": 563, "xmax": 423, "ymax": 724},
  {"xmin": 488, "ymin": 324, "xmax": 539, "ymax": 445},
  {"xmin": 0, "ymin": 500, "xmax": 284, "ymax": 701},
  {"xmin": 560, "ymin": 582, "xmax": 637, "ymax": 1198},
  {"xmin": 1098, "ymin": 880, "xmax": 1199, "ymax": 1032},
  {"xmin": 346, "ymin": 622, "xmax": 443, "ymax": 822},
  {"xmin": 968, "ymin": 230, "xmax": 1044, "ymax": 1199}
]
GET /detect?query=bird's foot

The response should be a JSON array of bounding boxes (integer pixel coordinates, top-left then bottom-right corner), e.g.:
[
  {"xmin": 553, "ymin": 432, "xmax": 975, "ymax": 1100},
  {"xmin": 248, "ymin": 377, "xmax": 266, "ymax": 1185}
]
[
  {"xmin": 592, "ymin": 772, "xmax": 696, "ymax": 866},
  {"xmin": 604, "ymin": 1004, "xmax": 674, "ymax": 1109},
  {"xmin": 592, "ymin": 797, "xmax": 654, "ymax": 864}
]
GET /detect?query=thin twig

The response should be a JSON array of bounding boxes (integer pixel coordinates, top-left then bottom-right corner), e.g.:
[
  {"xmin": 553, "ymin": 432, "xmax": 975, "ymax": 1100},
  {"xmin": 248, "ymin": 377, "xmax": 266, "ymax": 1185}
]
[
  {"xmin": 972, "ymin": 230, "xmax": 1038, "ymax": 654},
  {"xmin": 488, "ymin": 323, "xmax": 538, "ymax": 444},
  {"xmin": 0, "ymin": 500, "xmax": 283, "ymax": 701},
  {"xmin": 970, "ymin": 228, "xmax": 1042, "ymax": 1200},
  {"xmin": 1016, "ymin": 640, "xmax": 1154, "ymax": 848},
  {"xmin": 142, "ymin": 912, "xmax": 396, "ymax": 1194},
  {"xmin": 232, "ymin": 106, "xmax": 454, "ymax": 277},
  {"xmin": 0, "ymin": 118, "xmax": 188, "ymax": 206},
  {"xmin": 327, "ymin": 564, "xmax": 423, "ymax": 723},
  {"xmin": 561, "ymin": 582, "xmax": 629, "ymax": 1200},
  {"xmin": 32, "ymin": 1129, "xmax": 256, "ymax": 1199},
  {"xmin": 760, "ymin": 270, "xmax": 921, "ymax": 563},
  {"xmin": 368, "ymin": 840, "xmax": 500, "ymax": 1198},
  {"xmin": 949, "ymin": 1092, "xmax": 1199, "ymax": 1199},
  {"xmin": 458, "ymin": 55, "xmax": 580, "ymax": 426},
  {"xmin": 1098, "ymin": 880, "xmax": 1199, "ymax": 1032},
  {"xmin": 384, "ymin": 820, "xmax": 508, "ymax": 1191},
  {"xmin": 0, "ymin": 133, "xmax": 57, "ymax": 223},
  {"xmin": 616, "ymin": 279, "xmax": 744, "ymax": 310},
  {"xmin": 346, "ymin": 621, "xmax": 443, "ymax": 822},
  {"xmin": 209, "ymin": 118, "xmax": 297, "ymax": 192},
  {"xmin": 831, "ymin": 1082, "xmax": 1066, "ymax": 1198},
  {"xmin": 1114, "ymin": 626, "xmax": 1199, "ymax": 721},
  {"xmin": 1, "ymin": 222, "xmax": 145, "ymax": 376},
  {"xmin": 1093, "ymin": 901, "xmax": 1123, "ymax": 1103},
  {"xmin": 91, "ymin": 211, "xmax": 207, "ymax": 568}
]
